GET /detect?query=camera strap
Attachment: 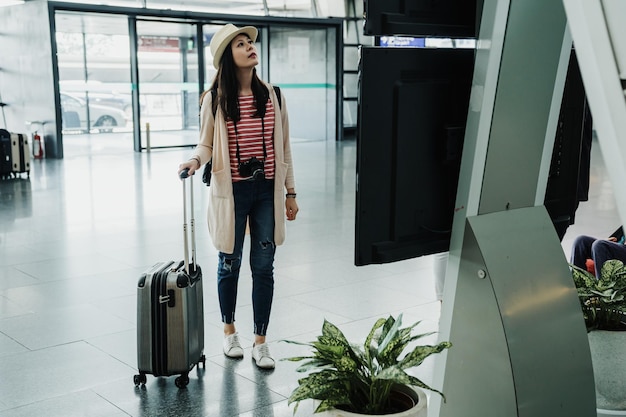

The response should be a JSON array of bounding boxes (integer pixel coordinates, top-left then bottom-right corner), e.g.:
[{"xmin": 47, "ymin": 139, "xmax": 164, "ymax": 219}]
[{"xmin": 233, "ymin": 109, "xmax": 267, "ymax": 167}]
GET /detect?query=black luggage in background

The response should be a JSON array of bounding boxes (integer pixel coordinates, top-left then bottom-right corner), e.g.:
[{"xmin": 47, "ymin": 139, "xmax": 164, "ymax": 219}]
[
  {"xmin": 134, "ymin": 170, "xmax": 205, "ymax": 388},
  {"xmin": 0, "ymin": 129, "xmax": 30, "ymax": 179},
  {"xmin": 0, "ymin": 129, "xmax": 11, "ymax": 178}
]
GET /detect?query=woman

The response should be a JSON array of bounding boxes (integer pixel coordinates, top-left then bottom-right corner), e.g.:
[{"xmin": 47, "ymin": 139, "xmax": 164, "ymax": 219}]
[{"xmin": 178, "ymin": 24, "xmax": 299, "ymax": 369}]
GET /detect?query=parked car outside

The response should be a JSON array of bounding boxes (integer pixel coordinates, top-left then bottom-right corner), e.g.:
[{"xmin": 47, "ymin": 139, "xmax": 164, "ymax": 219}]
[
  {"xmin": 85, "ymin": 91, "xmax": 133, "ymax": 113},
  {"xmin": 59, "ymin": 80, "xmax": 145, "ymax": 115},
  {"xmin": 60, "ymin": 92, "xmax": 130, "ymax": 133}
]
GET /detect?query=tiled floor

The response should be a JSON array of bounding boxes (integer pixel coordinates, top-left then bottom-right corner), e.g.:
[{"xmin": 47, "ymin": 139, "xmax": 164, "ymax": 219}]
[
  {"xmin": 0, "ymin": 137, "xmax": 442, "ymax": 417},
  {"xmin": 0, "ymin": 133, "xmax": 617, "ymax": 417}
]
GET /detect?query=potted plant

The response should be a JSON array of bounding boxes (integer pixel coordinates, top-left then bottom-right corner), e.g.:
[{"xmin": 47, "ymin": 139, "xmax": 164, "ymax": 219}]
[
  {"xmin": 282, "ymin": 314, "xmax": 451, "ymax": 416},
  {"xmin": 571, "ymin": 259, "xmax": 626, "ymax": 331},
  {"xmin": 571, "ymin": 259, "xmax": 626, "ymax": 413}
]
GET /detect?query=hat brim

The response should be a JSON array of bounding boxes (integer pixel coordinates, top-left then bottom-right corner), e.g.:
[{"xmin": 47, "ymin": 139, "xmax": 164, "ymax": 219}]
[{"xmin": 212, "ymin": 26, "xmax": 258, "ymax": 69}]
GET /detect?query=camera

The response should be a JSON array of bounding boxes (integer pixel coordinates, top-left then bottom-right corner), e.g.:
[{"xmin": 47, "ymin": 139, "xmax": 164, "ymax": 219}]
[{"xmin": 238, "ymin": 157, "xmax": 265, "ymax": 180}]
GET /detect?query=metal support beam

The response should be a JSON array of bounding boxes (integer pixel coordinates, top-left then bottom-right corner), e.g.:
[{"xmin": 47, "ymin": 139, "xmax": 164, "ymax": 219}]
[
  {"xmin": 430, "ymin": 0, "xmax": 596, "ymax": 415},
  {"xmin": 563, "ymin": 0, "xmax": 626, "ymax": 229},
  {"xmin": 563, "ymin": 3, "xmax": 626, "ymax": 414}
]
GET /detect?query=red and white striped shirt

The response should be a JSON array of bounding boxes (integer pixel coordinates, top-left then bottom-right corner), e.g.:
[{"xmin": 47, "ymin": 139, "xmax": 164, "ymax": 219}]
[{"xmin": 227, "ymin": 95, "xmax": 275, "ymax": 182}]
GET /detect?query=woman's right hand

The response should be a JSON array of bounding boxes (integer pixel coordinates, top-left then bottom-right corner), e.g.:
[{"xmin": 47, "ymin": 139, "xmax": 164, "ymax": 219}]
[{"xmin": 178, "ymin": 158, "xmax": 201, "ymax": 177}]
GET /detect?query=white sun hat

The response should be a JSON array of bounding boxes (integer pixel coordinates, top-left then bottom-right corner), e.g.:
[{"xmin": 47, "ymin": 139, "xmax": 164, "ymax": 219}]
[{"xmin": 210, "ymin": 24, "xmax": 258, "ymax": 69}]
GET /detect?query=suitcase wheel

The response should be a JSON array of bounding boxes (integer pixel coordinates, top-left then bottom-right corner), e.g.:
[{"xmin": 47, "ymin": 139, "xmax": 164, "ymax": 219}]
[
  {"xmin": 175, "ymin": 374, "xmax": 189, "ymax": 389},
  {"xmin": 199, "ymin": 355, "xmax": 206, "ymax": 367},
  {"xmin": 133, "ymin": 373, "xmax": 147, "ymax": 386}
]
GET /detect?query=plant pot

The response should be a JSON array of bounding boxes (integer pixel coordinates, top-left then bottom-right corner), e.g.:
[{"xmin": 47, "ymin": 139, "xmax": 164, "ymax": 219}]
[
  {"xmin": 316, "ymin": 385, "xmax": 427, "ymax": 417},
  {"xmin": 588, "ymin": 330, "xmax": 626, "ymax": 414}
]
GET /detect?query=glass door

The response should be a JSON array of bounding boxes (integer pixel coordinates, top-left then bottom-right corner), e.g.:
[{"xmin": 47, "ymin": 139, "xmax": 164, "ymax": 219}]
[
  {"xmin": 55, "ymin": 11, "xmax": 134, "ymax": 157},
  {"xmin": 136, "ymin": 20, "xmax": 200, "ymax": 149}
]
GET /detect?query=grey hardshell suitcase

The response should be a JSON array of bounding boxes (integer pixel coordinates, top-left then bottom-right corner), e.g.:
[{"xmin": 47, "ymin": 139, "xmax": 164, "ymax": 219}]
[{"xmin": 134, "ymin": 171, "xmax": 205, "ymax": 388}]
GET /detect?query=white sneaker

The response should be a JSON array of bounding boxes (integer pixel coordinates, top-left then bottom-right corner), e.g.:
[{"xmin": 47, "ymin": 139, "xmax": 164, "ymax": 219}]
[
  {"xmin": 223, "ymin": 333, "xmax": 244, "ymax": 358},
  {"xmin": 252, "ymin": 343, "xmax": 275, "ymax": 369}
]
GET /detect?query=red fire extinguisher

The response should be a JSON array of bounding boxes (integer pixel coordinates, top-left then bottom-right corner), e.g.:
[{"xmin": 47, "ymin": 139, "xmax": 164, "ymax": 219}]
[{"xmin": 33, "ymin": 131, "xmax": 44, "ymax": 159}]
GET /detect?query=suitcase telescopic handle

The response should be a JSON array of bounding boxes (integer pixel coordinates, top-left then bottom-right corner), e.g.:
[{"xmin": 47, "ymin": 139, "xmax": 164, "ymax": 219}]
[{"xmin": 179, "ymin": 169, "xmax": 196, "ymax": 274}]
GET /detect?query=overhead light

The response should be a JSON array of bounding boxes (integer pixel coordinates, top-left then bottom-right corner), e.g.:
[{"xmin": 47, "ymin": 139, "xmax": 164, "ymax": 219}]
[{"xmin": 0, "ymin": 0, "xmax": 26, "ymax": 7}]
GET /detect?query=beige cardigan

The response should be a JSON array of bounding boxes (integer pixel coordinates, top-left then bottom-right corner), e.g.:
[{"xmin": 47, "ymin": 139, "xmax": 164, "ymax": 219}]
[{"xmin": 192, "ymin": 82, "xmax": 295, "ymax": 254}]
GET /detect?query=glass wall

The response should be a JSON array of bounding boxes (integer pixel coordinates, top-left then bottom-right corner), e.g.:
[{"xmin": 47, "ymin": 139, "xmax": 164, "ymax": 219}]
[
  {"xmin": 56, "ymin": 12, "xmax": 133, "ymax": 137},
  {"xmin": 135, "ymin": 20, "xmax": 200, "ymax": 148},
  {"xmin": 268, "ymin": 26, "xmax": 337, "ymax": 141},
  {"xmin": 52, "ymin": 6, "xmax": 341, "ymax": 156}
]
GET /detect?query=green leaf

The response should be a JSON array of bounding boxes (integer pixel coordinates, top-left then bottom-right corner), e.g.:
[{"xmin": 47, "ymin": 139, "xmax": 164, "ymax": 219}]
[
  {"xmin": 311, "ymin": 340, "xmax": 346, "ymax": 358},
  {"xmin": 288, "ymin": 370, "xmax": 346, "ymax": 402},
  {"xmin": 364, "ymin": 318, "xmax": 387, "ymax": 365},
  {"xmin": 283, "ymin": 355, "xmax": 314, "ymax": 363},
  {"xmin": 407, "ymin": 330, "xmax": 437, "ymax": 343},
  {"xmin": 322, "ymin": 319, "xmax": 350, "ymax": 344},
  {"xmin": 399, "ymin": 341, "xmax": 452, "ymax": 370},
  {"xmin": 405, "ymin": 374, "xmax": 447, "ymax": 401},
  {"xmin": 571, "ymin": 264, "xmax": 597, "ymax": 291},
  {"xmin": 377, "ymin": 314, "xmax": 402, "ymax": 356},
  {"xmin": 295, "ymin": 358, "xmax": 335, "ymax": 373},
  {"xmin": 281, "ymin": 339, "xmax": 313, "ymax": 347},
  {"xmin": 335, "ymin": 355, "xmax": 358, "ymax": 373},
  {"xmin": 600, "ymin": 260, "xmax": 626, "ymax": 284},
  {"xmin": 375, "ymin": 365, "xmax": 412, "ymax": 385},
  {"xmin": 377, "ymin": 316, "xmax": 396, "ymax": 349}
]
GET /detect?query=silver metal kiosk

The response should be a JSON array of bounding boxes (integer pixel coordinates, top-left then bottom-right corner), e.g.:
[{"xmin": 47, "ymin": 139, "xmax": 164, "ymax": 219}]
[{"xmin": 430, "ymin": 0, "xmax": 598, "ymax": 415}]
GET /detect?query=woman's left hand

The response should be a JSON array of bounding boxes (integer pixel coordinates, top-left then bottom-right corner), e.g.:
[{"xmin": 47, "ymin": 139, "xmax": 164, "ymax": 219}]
[{"xmin": 285, "ymin": 198, "xmax": 299, "ymax": 221}]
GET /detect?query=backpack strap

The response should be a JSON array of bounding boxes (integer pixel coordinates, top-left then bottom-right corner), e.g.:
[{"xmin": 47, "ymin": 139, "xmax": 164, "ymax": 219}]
[{"xmin": 273, "ymin": 85, "xmax": 282, "ymax": 109}]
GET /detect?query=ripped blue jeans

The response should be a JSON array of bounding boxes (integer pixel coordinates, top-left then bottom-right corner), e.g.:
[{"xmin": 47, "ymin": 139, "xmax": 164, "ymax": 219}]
[{"xmin": 217, "ymin": 178, "xmax": 276, "ymax": 336}]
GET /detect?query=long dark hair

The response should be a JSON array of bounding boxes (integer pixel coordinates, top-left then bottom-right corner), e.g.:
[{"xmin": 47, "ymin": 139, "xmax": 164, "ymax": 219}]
[{"xmin": 208, "ymin": 35, "xmax": 269, "ymax": 122}]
